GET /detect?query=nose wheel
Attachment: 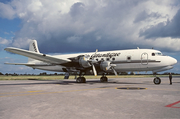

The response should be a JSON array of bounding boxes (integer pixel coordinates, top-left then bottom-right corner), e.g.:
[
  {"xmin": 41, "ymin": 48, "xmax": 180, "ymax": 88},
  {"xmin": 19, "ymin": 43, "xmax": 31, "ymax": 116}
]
[{"xmin": 153, "ymin": 77, "xmax": 161, "ymax": 85}]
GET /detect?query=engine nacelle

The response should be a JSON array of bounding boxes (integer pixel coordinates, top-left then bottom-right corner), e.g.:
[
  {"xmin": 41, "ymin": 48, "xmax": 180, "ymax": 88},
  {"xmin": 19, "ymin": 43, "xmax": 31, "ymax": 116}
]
[
  {"xmin": 100, "ymin": 61, "xmax": 111, "ymax": 71},
  {"xmin": 79, "ymin": 57, "xmax": 91, "ymax": 68}
]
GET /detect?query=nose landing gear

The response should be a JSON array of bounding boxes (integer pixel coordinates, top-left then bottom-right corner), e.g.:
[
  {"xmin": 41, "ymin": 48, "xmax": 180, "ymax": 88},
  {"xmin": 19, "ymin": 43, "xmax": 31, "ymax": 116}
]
[{"xmin": 153, "ymin": 77, "xmax": 161, "ymax": 85}]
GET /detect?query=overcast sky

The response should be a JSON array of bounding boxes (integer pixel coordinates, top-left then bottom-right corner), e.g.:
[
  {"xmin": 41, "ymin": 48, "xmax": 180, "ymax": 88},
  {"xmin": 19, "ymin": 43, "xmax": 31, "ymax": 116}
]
[{"xmin": 0, "ymin": 0, "xmax": 180, "ymax": 74}]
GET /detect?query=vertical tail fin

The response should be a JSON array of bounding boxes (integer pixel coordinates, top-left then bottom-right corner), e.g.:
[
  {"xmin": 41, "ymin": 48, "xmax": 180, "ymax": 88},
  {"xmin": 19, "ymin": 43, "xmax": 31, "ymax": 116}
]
[
  {"xmin": 29, "ymin": 40, "xmax": 40, "ymax": 53},
  {"xmin": 28, "ymin": 40, "xmax": 40, "ymax": 63}
]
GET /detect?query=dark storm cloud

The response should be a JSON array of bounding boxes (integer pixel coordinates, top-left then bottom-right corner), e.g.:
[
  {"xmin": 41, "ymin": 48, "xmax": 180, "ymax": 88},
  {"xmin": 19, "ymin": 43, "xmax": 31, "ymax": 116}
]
[{"xmin": 139, "ymin": 9, "xmax": 180, "ymax": 39}]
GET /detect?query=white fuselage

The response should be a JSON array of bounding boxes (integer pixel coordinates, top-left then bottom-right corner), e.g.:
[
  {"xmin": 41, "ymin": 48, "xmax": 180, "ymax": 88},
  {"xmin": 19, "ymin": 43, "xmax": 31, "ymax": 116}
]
[{"xmin": 28, "ymin": 49, "xmax": 177, "ymax": 73}]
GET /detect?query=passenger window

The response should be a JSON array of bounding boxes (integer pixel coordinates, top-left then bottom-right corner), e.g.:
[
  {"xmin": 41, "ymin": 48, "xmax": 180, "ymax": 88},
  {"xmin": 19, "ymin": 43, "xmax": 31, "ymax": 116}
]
[
  {"xmin": 127, "ymin": 56, "xmax": 131, "ymax": 60},
  {"xmin": 112, "ymin": 58, "xmax": 115, "ymax": 61},
  {"xmin": 152, "ymin": 53, "xmax": 155, "ymax": 56},
  {"xmin": 106, "ymin": 58, "xmax": 110, "ymax": 61}
]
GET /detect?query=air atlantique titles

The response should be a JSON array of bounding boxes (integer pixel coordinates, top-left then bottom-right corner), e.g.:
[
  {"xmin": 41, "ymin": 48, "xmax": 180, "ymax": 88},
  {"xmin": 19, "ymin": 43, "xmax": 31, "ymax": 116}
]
[{"xmin": 85, "ymin": 52, "xmax": 121, "ymax": 58}]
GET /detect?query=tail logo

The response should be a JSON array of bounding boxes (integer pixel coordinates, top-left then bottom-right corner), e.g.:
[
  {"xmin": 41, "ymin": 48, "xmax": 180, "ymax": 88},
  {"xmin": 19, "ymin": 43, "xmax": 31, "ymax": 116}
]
[{"xmin": 32, "ymin": 42, "xmax": 37, "ymax": 52}]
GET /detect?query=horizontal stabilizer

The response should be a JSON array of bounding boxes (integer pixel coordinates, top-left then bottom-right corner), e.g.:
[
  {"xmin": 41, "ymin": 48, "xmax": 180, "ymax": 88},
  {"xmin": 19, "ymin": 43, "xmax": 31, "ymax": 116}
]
[
  {"xmin": 4, "ymin": 63, "xmax": 35, "ymax": 65},
  {"xmin": 4, "ymin": 47, "xmax": 70, "ymax": 64},
  {"xmin": 4, "ymin": 63, "xmax": 54, "ymax": 66}
]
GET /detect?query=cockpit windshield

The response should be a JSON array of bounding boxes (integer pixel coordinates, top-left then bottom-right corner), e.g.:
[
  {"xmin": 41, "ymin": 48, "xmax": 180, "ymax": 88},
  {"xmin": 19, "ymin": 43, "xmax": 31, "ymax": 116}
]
[{"xmin": 152, "ymin": 52, "xmax": 163, "ymax": 56}]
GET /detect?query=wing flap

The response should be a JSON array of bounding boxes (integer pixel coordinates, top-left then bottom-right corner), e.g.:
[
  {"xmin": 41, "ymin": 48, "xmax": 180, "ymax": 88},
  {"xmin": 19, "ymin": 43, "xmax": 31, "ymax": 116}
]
[{"xmin": 5, "ymin": 47, "xmax": 70, "ymax": 64}]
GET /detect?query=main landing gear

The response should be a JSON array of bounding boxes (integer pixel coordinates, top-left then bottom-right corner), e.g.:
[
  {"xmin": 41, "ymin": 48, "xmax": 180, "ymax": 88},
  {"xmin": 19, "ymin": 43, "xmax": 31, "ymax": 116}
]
[
  {"xmin": 153, "ymin": 77, "xmax": 161, "ymax": 85},
  {"xmin": 100, "ymin": 73, "xmax": 108, "ymax": 82},
  {"xmin": 76, "ymin": 77, "xmax": 86, "ymax": 83},
  {"xmin": 76, "ymin": 73, "xmax": 108, "ymax": 83},
  {"xmin": 76, "ymin": 72, "xmax": 86, "ymax": 83}
]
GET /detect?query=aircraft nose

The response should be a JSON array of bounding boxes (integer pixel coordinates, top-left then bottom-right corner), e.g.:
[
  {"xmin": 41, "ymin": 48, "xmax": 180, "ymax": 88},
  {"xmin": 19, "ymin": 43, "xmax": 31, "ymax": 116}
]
[{"xmin": 170, "ymin": 57, "xmax": 177, "ymax": 65}]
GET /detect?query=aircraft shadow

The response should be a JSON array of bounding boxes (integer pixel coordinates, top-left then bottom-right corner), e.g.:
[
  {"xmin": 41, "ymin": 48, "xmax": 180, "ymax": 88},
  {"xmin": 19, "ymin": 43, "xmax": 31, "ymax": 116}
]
[
  {"xmin": 58, "ymin": 79, "xmax": 147, "ymax": 85},
  {"xmin": 0, "ymin": 82, "xmax": 62, "ymax": 86},
  {"xmin": 0, "ymin": 79, "xmax": 154, "ymax": 86}
]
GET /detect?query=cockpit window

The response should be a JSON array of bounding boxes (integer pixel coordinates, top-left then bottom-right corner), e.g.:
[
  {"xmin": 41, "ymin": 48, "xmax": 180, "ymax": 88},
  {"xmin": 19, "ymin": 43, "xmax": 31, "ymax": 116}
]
[
  {"xmin": 152, "ymin": 52, "xmax": 163, "ymax": 56},
  {"xmin": 156, "ymin": 52, "xmax": 163, "ymax": 56}
]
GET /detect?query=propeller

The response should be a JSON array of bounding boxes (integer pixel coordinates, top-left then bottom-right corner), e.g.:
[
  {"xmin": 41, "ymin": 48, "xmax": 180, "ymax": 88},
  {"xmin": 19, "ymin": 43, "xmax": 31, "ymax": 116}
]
[
  {"xmin": 81, "ymin": 49, "xmax": 118, "ymax": 76},
  {"xmin": 109, "ymin": 64, "xmax": 118, "ymax": 76},
  {"xmin": 88, "ymin": 49, "xmax": 98, "ymax": 76},
  {"xmin": 103, "ymin": 62, "xmax": 118, "ymax": 76},
  {"xmin": 111, "ymin": 67, "xmax": 118, "ymax": 76},
  {"xmin": 92, "ymin": 63, "xmax": 97, "ymax": 76}
]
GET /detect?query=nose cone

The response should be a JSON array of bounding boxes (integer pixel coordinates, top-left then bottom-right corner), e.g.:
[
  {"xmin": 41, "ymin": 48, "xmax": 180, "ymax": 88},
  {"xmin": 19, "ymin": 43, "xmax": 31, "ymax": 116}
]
[{"xmin": 170, "ymin": 57, "xmax": 177, "ymax": 65}]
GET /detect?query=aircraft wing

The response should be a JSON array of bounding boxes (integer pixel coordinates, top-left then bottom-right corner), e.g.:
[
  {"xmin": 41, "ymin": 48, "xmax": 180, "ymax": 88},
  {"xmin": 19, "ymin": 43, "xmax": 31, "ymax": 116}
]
[{"xmin": 4, "ymin": 47, "xmax": 71, "ymax": 64}]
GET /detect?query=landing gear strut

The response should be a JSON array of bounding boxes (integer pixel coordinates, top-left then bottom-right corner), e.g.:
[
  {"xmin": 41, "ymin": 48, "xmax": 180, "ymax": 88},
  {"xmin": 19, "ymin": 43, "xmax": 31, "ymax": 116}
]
[
  {"xmin": 153, "ymin": 77, "xmax": 161, "ymax": 85},
  {"xmin": 100, "ymin": 73, "xmax": 108, "ymax": 82}
]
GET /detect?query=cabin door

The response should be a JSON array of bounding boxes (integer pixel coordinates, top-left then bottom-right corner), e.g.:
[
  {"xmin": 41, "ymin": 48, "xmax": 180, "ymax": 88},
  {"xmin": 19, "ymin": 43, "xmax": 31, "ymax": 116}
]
[{"xmin": 141, "ymin": 53, "xmax": 148, "ymax": 65}]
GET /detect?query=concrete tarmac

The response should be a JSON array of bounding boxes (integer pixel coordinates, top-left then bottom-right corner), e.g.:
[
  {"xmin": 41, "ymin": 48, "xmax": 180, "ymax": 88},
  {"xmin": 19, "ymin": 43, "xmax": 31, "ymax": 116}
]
[{"xmin": 0, "ymin": 77, "xmax": 180, "ymax": 119}]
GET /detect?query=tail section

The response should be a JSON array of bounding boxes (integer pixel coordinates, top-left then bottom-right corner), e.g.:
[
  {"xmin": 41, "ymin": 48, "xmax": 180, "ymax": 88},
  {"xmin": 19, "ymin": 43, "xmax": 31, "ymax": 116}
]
[
  {"xmin": 29, "ymin": 40, "xmax": 40, "ymax": 53},
  {"xmin": 28, "ymin": 40, "xmax": 40, "ymax": 62}
]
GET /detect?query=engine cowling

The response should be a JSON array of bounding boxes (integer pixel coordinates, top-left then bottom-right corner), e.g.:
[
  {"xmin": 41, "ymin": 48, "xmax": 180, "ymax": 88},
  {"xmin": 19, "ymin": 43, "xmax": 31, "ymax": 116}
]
[
  {"xmin": 100, "ymin": 61, "xmax": 111, "ymax": 71},
  {"xmin": 100, "ymin": 61, "xmax": 117, "ymax": 71},
  {"xmin": 79, "ymin": 56, "xmax": 91, "ymax": 68}
]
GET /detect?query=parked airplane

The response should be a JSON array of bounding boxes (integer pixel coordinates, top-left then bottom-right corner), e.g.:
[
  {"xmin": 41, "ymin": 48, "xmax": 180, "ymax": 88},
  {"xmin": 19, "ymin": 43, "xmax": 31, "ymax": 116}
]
[{"xmin": 5, "ymin": 40, "xmax": 177, "ymax": 84}]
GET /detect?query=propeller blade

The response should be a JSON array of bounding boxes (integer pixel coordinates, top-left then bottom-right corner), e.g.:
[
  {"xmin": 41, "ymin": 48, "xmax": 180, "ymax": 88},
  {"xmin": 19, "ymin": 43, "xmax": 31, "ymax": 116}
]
[
  {"xmin": 92, "ymin": 64, "xmax": 97, "ymax": 76},
  {"xmin": 110, "ymin": 64, "xmax": 116, "ymax": 67},
  {"xmin": 112, "ymin": 67, "xmax": 118, "ymax": 76},
  {"xmin": 106, "ymin": 66, "xmax": 111, "ymax": 71}
]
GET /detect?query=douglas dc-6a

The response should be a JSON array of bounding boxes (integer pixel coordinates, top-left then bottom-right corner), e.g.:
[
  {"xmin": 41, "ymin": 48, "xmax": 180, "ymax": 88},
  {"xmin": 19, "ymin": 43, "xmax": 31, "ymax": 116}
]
[{"xmin": 5, "ymin": 40, "xmax": 177, "ymax": 84}]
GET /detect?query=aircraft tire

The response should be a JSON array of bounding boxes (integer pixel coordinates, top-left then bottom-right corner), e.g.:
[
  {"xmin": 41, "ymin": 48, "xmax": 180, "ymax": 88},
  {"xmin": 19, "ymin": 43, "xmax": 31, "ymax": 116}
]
[
  {"xmin": 100, "ymin": 77, "xmax": 108, "ymax": 82},
  {"xmin": 76, "ymin": 77, "xmax": 86, "ymax": 83},
  {"xmin": 76, "ymin": 77, "xmax": 81, "ymax": 83},
  {"xmin": 82, "ymin": 77, "xmax": 86, "ymax": 83},
  {"xmin": 153, "ymin": 77, "xmax": 161, "ymax": 85}
]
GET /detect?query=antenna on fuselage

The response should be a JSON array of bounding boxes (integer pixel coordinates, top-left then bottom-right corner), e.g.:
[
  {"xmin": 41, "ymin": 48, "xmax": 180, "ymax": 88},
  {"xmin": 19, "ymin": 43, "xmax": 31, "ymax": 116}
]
[
  {"xmin": 137, "ymin": 47, "xmax": 139, "ymax": 49},
  {"xmin": 95, "ymin": 49, "xmax": 98, "ymax": 53}
]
